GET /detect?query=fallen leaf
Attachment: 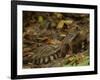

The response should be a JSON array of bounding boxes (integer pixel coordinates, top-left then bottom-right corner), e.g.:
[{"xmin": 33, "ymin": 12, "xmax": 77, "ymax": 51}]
[
  {"xmin": 64, "ymin": 19, "xmax": 73, "ymax": 25},
  {"xmin": 57, "ymin": 20, "xmax": 65, "ymax": 29}
]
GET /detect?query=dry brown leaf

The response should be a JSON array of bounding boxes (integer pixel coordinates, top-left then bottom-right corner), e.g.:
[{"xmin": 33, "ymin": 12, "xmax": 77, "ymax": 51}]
[
  {"xmin": 23, "ymin": 52, "xmax": 33, "ymax": 57},
  {"xmin": 57, "ymin": 20, "xmax": 65, "ymax": 29},
  {"xmin": 46, "ymin": 39, "xmax": 61, "ymax": 45},
  {"xmin": 23, "ymin": 47, "xmax": 32, "ymax": 53},
  {"xmin": 64, "ymin": 19, "xmax": 73, "ymax": 25}
]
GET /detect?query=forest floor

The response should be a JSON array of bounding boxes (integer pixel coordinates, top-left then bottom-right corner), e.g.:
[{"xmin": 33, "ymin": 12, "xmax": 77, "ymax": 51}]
[{"xmin": 23, "ymin": 11, "xmax": 89, "ymax": 68}]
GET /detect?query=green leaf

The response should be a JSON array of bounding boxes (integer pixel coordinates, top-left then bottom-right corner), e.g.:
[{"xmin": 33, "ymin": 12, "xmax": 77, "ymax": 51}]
[{"xmin": 38, "ymin": 16, "xmax": 44, "ymax": 23}]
